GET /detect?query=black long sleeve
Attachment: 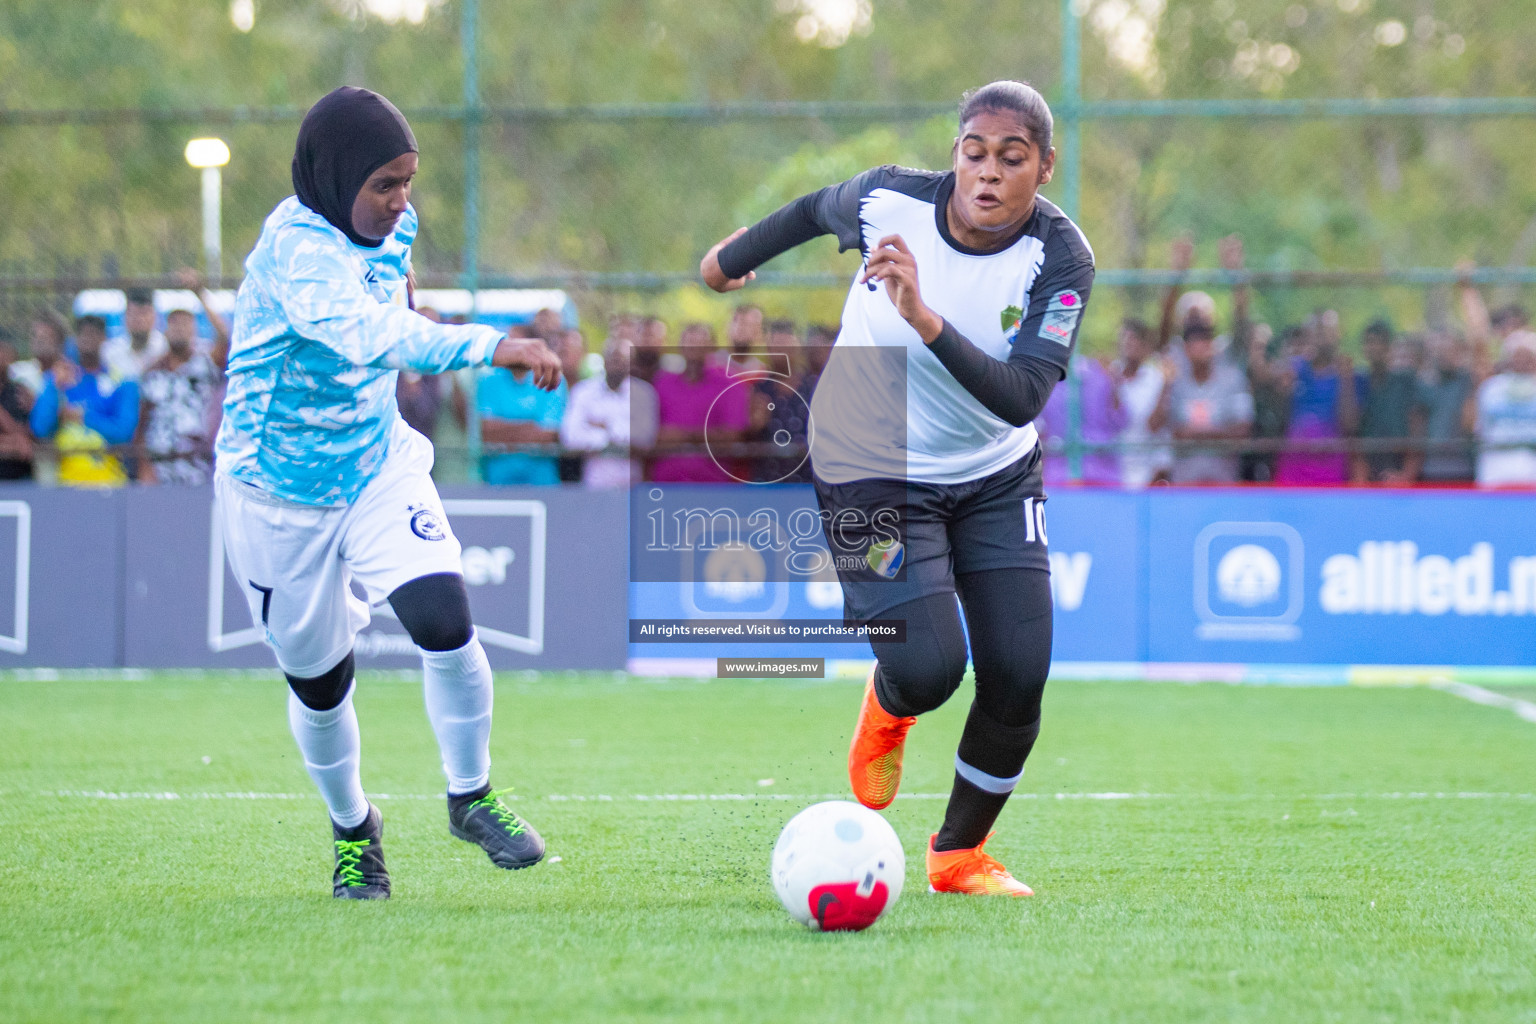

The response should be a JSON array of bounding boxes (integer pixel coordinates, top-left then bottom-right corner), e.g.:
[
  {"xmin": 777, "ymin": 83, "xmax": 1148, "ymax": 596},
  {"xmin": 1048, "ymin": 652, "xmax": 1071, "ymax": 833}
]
[
  {"xmin": 925, "ymin": 240, "xmax": 1096, "ymax": 426},
  {"xmin": 926, "ymin": 320, "xmax": 1063, "ymax": 428},
  {"xmin": 715, "ymin": 166, "xmax": 924, "ymax": 280},
  {"xmin": 716, "ymin": 192, "xmax": 830, "ymax": 281}
]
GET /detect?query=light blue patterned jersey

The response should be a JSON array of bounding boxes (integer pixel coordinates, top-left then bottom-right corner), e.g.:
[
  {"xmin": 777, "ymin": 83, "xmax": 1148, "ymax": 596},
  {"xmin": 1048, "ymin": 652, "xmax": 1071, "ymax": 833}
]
[{"xmin": 215, "ymin": 196, "xmax": 503, "ymax": 505}]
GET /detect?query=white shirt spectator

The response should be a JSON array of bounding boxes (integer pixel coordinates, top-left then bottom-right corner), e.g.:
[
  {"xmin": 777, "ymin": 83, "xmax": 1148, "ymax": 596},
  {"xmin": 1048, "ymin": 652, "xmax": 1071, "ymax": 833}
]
[
  {"xmin": 560, "ymin": 374, "xmax": 658, "ymax": 488},
  {"xmin": 1167, "ymin": 362, "xmax": 1255, "ymax": 483},
  {"xmin": 102, "ymin": 330, "xmax": 168, "ymax": 381},
  {"xmin": 1475, "ymin": 371, "xmax": 1536, "ymax": 487},
  {"xmin": 1117, "ymin": 360, "xmax": 1172, "ymax": 489},
  {"xmin": 10, "ymin": 360, "xmax": 45, "ymax": 399}
]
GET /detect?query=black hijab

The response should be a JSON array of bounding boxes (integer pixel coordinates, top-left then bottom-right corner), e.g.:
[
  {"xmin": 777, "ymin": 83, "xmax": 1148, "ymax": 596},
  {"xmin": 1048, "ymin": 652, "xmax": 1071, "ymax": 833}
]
[{"xmin": 292, "ymin": 86, "xmax": 418, "ymax": 248}]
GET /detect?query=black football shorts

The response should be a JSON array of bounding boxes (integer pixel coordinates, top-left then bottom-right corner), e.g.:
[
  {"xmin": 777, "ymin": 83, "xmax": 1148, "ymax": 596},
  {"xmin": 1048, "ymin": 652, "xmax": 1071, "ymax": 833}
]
[{"xmin": 812, "ymin": 445, "xmax": 1050, "ymax": 626}]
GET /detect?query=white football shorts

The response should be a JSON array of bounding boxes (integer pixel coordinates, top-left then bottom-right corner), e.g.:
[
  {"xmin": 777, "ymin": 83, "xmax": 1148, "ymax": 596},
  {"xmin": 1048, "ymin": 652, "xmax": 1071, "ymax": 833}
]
[{"xmin": 215, "ymin": 424, "xmax": 463, "ymax": 677}]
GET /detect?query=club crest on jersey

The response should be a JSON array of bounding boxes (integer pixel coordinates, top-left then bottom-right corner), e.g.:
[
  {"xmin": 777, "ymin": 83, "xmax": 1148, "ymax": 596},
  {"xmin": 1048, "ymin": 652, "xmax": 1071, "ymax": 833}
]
[
  {"xmin": 1000, "ymin": 304, "xmax": 1025, "ymax": 343},
  {"xmin": 1039, "ymin": 289, "xmax": 1082, "ymax": 345},
  {"xmin": 865, "ymin": 538, "xmax": 904, "ymax": 579},
  {"xmin": 408, "ymin": 506, "xmax": 446, "ymax": 541}
]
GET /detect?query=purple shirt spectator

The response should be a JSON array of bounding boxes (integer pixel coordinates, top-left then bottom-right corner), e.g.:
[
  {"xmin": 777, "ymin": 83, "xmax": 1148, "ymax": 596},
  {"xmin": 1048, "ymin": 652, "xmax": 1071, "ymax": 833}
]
[
  {"xmin": 1037, "ymin": 355, "xmax": 1125, "ymax": 485},
  {"xmin": 651, "ymin": 362, "xmax": 750, "ymax": 483},
  {"xmin": 1274, "ymin": 357, "xmax": 1366, "ymax": 485}
]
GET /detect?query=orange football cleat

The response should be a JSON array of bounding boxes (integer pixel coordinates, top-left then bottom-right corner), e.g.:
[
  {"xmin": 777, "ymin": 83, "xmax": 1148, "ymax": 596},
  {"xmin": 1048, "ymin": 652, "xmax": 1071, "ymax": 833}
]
[
  {"xmin": 847, "ymin": 667, "xmax": 916, "ymax": 810},
  {"xmin": 925, "ymin": 833, "xmax": 1034, "ymax": 897}
]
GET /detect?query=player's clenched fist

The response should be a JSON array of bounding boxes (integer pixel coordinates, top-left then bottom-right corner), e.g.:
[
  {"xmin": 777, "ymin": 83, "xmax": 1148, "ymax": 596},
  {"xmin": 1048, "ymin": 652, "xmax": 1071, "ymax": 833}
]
[
  {"xmin": 700, "ymin": 226, "xmax": 758, "ymax": 293},
  {"xmin": 492, "ymin": 336, "xmax": 563, "ymax": 390},
  {"xmin": 860, "ymin": 235, "xmax": 944, "ymax": 344}
]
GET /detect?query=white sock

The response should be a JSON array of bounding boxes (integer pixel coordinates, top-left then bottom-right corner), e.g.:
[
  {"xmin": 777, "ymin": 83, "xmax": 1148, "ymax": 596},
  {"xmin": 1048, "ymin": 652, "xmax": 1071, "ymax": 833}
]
[
  {"xmin": 422, "ymin": 633, "xmax": 493, "ymax": 796},
  {"xmin": 287, "ymin": 685, "xmax": 369, "ymax": 829}
]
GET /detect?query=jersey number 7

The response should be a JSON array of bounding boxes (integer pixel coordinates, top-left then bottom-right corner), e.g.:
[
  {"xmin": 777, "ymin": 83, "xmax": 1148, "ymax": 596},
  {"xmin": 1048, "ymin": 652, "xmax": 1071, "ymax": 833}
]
[{"xmin": 249, "ymin": 581, "xmax": 274, "ymax": 626}]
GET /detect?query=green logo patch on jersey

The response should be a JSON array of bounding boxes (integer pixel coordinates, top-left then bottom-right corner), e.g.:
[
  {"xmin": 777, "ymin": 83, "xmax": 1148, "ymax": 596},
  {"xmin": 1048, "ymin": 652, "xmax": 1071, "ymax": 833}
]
[
  {"xmin": 865, "ymin": 538, "xmax": 905, "ymax": 579},
  {"xmin": 1000, "ymin": 305, "xmax": 1025, "ymax": 333}
]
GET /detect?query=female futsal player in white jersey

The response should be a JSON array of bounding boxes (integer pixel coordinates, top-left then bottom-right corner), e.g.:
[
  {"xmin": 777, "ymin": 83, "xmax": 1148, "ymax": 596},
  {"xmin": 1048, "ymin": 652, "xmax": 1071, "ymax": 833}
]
[
  {"xmin": 216, "ymin": 87, "xmax": 563, "ymax": 899},
  {"xmin": 701, "ymin": 80, "xmax": 1094, "ymax": 897}
]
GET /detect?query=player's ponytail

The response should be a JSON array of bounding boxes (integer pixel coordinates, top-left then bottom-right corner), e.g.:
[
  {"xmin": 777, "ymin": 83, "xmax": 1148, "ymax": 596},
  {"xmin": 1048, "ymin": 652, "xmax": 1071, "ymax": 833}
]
[{"xmin": 959, "ymin": 81, "xmax": 1054, "ymax": 152}]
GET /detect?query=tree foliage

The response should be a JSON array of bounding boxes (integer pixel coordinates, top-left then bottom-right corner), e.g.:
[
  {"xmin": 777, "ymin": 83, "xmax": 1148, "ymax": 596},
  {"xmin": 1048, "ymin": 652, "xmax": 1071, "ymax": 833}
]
[{"xmin": 0, "ymin": 0, "xmax": 1532, "ymax": 344}]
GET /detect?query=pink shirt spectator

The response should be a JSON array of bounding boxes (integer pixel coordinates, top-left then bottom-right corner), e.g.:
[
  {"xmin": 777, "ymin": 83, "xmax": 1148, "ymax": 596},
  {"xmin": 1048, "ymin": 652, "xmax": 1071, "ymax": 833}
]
[{"xmin": 650, "ymin": 364, "xmax": 751, "ymax": 482}]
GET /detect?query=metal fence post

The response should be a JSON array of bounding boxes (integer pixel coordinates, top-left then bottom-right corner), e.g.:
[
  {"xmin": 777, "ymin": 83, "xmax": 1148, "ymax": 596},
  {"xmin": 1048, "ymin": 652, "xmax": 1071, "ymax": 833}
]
[
  {"xmin": 1060, "ymin": 0, "xmax": 1084, "ymax": 482},
  {"xmin": 1058, "ymin": 0, "xmax": 1082, "ymax": 223},
  {"xmin": 461, "ymin": 0, "xmax": 484, "ymax": 480}
]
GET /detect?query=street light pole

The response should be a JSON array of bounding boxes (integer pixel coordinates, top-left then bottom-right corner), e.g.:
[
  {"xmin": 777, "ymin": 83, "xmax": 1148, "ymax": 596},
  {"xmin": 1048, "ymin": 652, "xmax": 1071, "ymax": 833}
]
[
  {"xmin": 200, "ymin": 166, "xmax": 222, "ymax": 279},
  {"xmin": 184, "ymin": 138, "xmax": 231, "ymax": 281}
]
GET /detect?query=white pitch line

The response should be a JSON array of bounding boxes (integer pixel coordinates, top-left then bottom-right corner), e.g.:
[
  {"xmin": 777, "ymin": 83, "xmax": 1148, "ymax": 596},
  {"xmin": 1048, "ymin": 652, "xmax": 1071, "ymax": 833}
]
[
  {"xmin": 27, "ymin": 789, "xmax": 1536, "ymax": 802},
  {"xmin": 38, "ymin": 790, "xmax": 438, "ymax": 801},
  {"xmin": 34, "ymin": 790, "xmax": 1155, "ymax": 803},
  {"xmin": 1434, "ymin": 681, "xmax": 1536, "ymax": 725}
]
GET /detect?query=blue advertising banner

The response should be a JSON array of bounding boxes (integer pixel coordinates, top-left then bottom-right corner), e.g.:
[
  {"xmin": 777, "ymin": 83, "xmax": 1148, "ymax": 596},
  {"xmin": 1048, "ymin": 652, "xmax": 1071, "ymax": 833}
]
[
  {"xmin": 629, "ymin": 487, "xmax": 1536, "ymax": 673},
  {"xmin": 1038, "ymin": 491, "xmax": 1142, "ymax": 663},
  {"xmin": 156, "ymin": 484, "xmax": 629, "ymax": 671},
  {"xmin": 0, "ymin": 483, "xmax": 1528, "ymax": 672},
  {"xmin": 1145, "ymin": 489, "xmax": 1536, "ymax": 666},
  {"xmin": 627, "ymin": 488, "xmax": 1144, "ymax": 665},
  {"xmin": 3, "ymin": 488, "xmax": 121, "ymax": 667},
  {"xmin": 0, "ymin": 484, "xmax": 625, "ymax": 670},
  {"xmin": 629, "ymin": 482, "xmax": 855, "ymax": 660}
]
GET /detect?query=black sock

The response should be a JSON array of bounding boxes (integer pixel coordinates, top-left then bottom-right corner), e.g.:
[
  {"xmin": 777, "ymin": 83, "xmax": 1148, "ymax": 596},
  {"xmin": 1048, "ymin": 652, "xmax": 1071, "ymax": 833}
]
[
  {"xmin": 934, "ymin": 705, "xmax": 1040, "ymax": 852},
  {"xmin": 934, "ymin": 776, "xmax": 1010, "ymax": 853}
]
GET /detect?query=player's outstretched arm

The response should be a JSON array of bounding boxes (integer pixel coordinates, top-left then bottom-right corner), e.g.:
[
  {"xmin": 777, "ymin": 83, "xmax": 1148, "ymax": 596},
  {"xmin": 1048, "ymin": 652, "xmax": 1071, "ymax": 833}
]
[
  {"xmin": 702, "ymin": 168, "xmax": 884, "ymax": 292},
  {"xmin": 491, "ymin": 336, "xmax": 562, "ymax": 391},
  {"xmin": 175, "ymin": 267, "xmax": 231, "ymax": 369},
  {"xmin": 271, "ymin": 227, "xmax": 506, "ymax": 375}
]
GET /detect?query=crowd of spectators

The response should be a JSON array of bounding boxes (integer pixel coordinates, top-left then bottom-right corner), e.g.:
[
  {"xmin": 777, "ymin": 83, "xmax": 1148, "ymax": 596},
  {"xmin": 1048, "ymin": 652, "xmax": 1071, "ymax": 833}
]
[
  {"xmin": 467, "ymin": 304, "xmax": 832, "ymax": 489},
  {"xmin": 0, "ymin": 269, "xmax": 230, "ymax": 487},
  {"xmin": 1035, "ymin": 236, "xmax": 1536, "ymax": 489},
  {"xmin": 4, "ymin": 247, "xmax": 1534, "ymax": 490}
]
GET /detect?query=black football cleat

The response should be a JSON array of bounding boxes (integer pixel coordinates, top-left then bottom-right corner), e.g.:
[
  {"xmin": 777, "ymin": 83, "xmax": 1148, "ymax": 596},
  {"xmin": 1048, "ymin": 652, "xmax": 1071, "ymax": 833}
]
[
  {"xmin": 332, "ymin": 804, "xmax": 391, "ymax": 900},
  {"xmin": 447, "ymin": 786, "xmax": 546, "ymax": 870}
]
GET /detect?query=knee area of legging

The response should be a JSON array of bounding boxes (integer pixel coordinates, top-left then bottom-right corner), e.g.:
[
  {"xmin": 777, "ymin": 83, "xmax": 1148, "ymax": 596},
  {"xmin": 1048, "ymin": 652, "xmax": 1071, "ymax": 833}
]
[
  {"xmin": 988, "ymin": 694, "xmax": 1044, "ymax": 730},
  {"xmin": 389, "ymin": 573, "xmax": 475, "ymax": 652},
  {"xmin": 972, "ymin": 667, "xmax": 1046, "ymax": 728},
  {"xmin": 876, "ymin": 634, "xmax": 968, "ymax": 716},
  {"xmin": 404, "ymin": 614, "xmax": 473, "ymax": 653},
  {"xmin": 971, "ymin": 645, "xmax": 1049, "ymax": 726},
  {"xmin": 286, "ymin": 652, "xmax": 355, "ymax": 712}
]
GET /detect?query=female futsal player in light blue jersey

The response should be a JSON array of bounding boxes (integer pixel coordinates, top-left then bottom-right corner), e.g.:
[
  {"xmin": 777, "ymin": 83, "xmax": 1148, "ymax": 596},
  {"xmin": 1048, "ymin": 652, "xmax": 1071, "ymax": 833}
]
[{"xmin": 216, "ymin": 86, "xmax": 562, "ymax": 899}]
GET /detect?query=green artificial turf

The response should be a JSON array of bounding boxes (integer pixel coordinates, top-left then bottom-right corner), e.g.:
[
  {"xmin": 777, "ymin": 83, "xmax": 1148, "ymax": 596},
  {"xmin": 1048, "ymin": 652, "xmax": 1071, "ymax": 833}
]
[{"xmin": 2, "ymin": 674, "xmax": 1535, "ymax": 1023}]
